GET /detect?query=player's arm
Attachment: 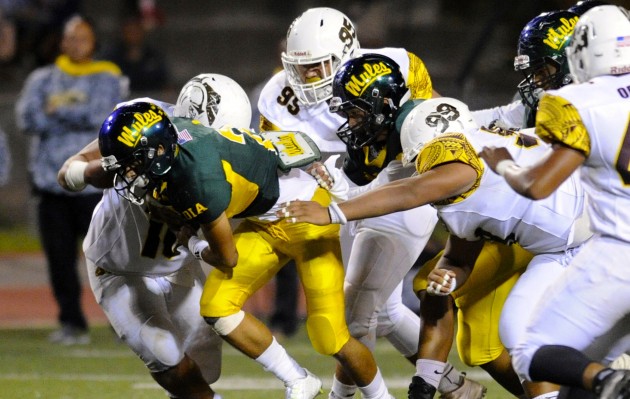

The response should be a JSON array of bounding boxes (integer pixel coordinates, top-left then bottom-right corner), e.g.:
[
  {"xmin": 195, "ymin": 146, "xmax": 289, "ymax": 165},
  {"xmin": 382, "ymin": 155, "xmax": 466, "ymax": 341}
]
[
  {"xmin": 177, "ymin": 212, "xmax": 238, "ymax": 276},
  {"xmin": 280, "ymin": 161, "xmax": 476, "ymax": 225},
  {"xmin": 479, "ymin": 144, "xmax": 585, "ymax": 200},
  {"xmin": 479, "ymin": 93, "xmax": 587, "ymax": 199},
  {"xmin": 57, "ymin": 138, "xmax": 115, "ymax": 191}
]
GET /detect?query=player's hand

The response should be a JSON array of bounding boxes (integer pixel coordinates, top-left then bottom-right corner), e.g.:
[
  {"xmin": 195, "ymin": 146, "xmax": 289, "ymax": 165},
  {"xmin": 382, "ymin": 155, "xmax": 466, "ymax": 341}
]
[
  {"xmin": 176, "ymin": 224, "xmax": 197, "ymax": 247},
  {"xmin": 307, "ymin": 161, "xmax": 334, "ymax": 190},
  {"xmin": 478, "ymin": 146, "xmax": 513, "ymax": 174},
  {"xmin": 306, "ymin": 155, "xmax": 349, "ymax": 200},
  {"xmin": 426, "ymin": 268, "xmax": 457, "ymax": 296},
  {"xmin": 276, "ymin": 200, "xmax": 332, "ymax": 225},
  {"xmin": 147, "ymin": 198, "xmax": 186, "ymax": 230}
]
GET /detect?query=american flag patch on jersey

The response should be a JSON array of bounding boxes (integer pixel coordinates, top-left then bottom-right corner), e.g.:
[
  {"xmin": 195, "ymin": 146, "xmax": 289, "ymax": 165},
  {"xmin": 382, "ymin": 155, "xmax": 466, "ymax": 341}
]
[
  {"xmin": 617, "ymin": 36, "xmax": 630, "ymax": 47},
  {"xmin": 177, "ymin": 129, "xmax": 193, "ymax": 144}
]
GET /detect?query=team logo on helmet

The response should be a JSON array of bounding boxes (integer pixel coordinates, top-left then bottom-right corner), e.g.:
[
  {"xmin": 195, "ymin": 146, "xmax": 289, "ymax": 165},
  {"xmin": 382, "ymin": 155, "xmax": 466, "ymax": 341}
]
[
  {"xmin": 543, "ymin": 16, "xmax": 579, "ymax": 50},
  {"xmin": 344, "ymin": 61, "xmax": 393, "ymax": 96},
  {"xmin": 117, "ymin": 107, "xmax": 164, "ymax": 148}
]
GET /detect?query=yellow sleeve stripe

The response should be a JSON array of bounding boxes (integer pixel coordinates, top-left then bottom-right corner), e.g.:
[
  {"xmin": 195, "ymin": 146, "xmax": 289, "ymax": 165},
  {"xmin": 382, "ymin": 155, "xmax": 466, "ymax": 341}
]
[
  {"xmin": 406, "ymin": 51, "xmax": 433, "ymax": 100},
  {"xmin": 416, "ymin": 132, "xmax": 484, "ymax": 204},
  {"xmin": 259, "ymin": 115, "xmax": 281, "ymax": 132},
  {"xmin": 536, "ymin": 94, "xmax": 590, "ymax": 157}
]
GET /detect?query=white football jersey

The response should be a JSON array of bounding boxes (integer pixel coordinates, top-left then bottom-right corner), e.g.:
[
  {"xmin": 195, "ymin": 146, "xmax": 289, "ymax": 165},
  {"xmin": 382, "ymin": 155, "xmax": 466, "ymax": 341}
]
[
  {"xmin": 472, "ymin": 99, "xmax": 526, "ymax": 129},
  {"xmin": 257, "ymin": 47, "xmax": 424, "ymax": 154},
  {"xmin": 542, "ymin": 74, "xmax": 630, "ymax": 242},
  {"xmin": 416, "ymin": 127, "xmax": 587, "ymax": 253},
  {"xmin": 83, "ymin": 188, "xmax": 194, "ymax": 275}
]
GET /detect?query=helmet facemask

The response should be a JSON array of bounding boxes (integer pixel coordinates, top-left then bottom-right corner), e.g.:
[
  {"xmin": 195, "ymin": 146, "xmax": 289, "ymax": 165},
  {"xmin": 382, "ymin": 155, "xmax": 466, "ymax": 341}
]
[
  {"xmin": 331, "ymin": 88, "xmax": 396, "ymax": 151},
  {"xmin": 99, "ymin": 102, "xmax": 178, "ymax": 205},
  {"xmin": 515, "ymin": 55, "xmax": 571, "ymax": 109},
  {"xmin": 282, "ymin": 53, "xmax": 341, "ymax": 105},
  {"xmin": 514, "ymin": 10, "xmax": 580, "ymax": 110},
  {"xmin": 282, "ymin": 7, "xmax": 360, "ymax": 106},
  {"xmin": 102, "ymin": 141, "xmax": 175, "ymax": 205}
]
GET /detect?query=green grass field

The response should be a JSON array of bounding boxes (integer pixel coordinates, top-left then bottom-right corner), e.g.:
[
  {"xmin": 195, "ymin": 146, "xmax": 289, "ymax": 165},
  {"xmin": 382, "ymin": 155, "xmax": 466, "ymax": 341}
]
[{"xmin": 0, "ymin": 324, "xmax": 513, "ymax": 399}]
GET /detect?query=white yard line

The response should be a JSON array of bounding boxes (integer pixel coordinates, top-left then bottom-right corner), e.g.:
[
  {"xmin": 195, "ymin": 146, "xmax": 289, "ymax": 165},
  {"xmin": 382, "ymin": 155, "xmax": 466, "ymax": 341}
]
[{"xmin": 0, "ymin": 371, "xmax": 494, "ymax": 391}]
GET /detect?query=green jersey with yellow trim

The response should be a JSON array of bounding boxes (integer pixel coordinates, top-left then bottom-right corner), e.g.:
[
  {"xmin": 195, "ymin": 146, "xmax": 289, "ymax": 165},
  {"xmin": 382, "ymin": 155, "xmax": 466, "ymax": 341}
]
[{"xmin": 153, "ymin": 117, "xmax": 280, "ymax": 224}]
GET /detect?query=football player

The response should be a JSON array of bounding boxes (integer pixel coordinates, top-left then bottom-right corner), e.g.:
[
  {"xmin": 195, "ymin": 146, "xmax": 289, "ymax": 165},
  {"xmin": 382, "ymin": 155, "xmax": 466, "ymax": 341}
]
[
  {"xmin": 278, "ymin": 54, "xmax": 595, "ymax": 399},
  {"xmin": 479, "ymin": 5, "xmax": 630, "ymax": 398},
  {"xmin": 473, "ymin": 9, "xmax": 580, "ymax": 130},
  {"xmin": 97, "ymin": 92, "xmax": 396, "ymax": 398},
  {"xmin": 55, "ymin": 73, "xmax": 250, "ymax": 399},
  {"xmin": 257, "ymin": 8, "xmax": 485, "ymax": 399}
]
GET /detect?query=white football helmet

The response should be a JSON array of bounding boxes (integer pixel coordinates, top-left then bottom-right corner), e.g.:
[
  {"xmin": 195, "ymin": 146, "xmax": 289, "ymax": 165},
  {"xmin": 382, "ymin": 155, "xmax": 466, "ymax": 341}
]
[
  {"xmin": 174, "ymin": 73, "xmax": 252, "ymax": 128},
  {"xmin": 400, "ymin": 98, "xmax": 479, "ymax": 166},
  {"xmin": 282, "ymin": 7, "xmax": 360, "ymax": 106},
  {"xmin": 566, "ymin": 5, "xmax": 630, "ymax": 83}
]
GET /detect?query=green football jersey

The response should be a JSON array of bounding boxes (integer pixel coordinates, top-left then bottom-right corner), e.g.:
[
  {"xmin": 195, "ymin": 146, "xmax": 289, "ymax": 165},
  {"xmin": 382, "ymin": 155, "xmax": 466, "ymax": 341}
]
[{"xmin": 154, "ymin": 117, "xmax": 280, "ymax": 224}]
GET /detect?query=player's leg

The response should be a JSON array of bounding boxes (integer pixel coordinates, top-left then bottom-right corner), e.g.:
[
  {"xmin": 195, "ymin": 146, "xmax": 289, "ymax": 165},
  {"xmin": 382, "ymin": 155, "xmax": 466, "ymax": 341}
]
[
  {"xmin": 288, "ymin": 219, "xmax": 392, "ymax": 399},
  {"xmin": 168, "ymin": 262, "xmax": 223, "ymax": 390},
  {"xmin": 331, "ymin": 206, "xmax": 437, "ymax": 398},
  {"xmin": 454, "ymin": 242, "xmax": 531, "ymax": 397},
  {"xmin": 87, "ymin": 260, "xmax": 217, "ymax": 398},
  {"xmin": 411, "ymin": 242, "xmax": 531, "ymax": 398},
  {"xmin": 513, "ymin": 237, "xmax": 630, "ymax": 396},
  {"xmin": 200, "ymin": 221, "xmax": 322, "ymax": 398},
  {"xmin": 500, "ymin": 251, "xmax": 573, "ymax": 398}
]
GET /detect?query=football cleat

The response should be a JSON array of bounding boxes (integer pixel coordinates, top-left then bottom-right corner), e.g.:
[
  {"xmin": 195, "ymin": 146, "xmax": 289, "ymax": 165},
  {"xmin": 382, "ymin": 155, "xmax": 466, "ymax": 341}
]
[
  {"xmin": 439, "ymin": 374, "xmax": 487, "ymax": 399},
  {"xmin": 48, "ymin": 325, "xmax": 90, "ymax": 346},
  {"xmin": 408, "ymin": 375, "xmax": 437, "ymax": 399},
  {"xmin": 328, "ymin": 391, "xmax": 353, "ymax": 399},
  {"xmin": 285, "ymin": 369, "xmax": 323, "ymax": 399},
  {"xmin": 595, "ymin": 369, "xmax": 630, "ymax": 399}
]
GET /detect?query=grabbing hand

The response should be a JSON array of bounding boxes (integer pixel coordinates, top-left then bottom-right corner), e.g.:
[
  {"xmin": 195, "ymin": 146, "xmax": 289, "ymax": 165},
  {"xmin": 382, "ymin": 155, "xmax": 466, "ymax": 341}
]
[
  {"xmin": 308, "ymin": 161, "xmax": 335, "ymax": 190},
  {"xmin": 478, "ymin": 146, "xmax": 514, "ymax": 175},
  {"xmin": 276, "ymin": 200, "xmax": 332, "ymax": 225},
  {"xmin": 426, "ymin": 268, "xmax": 457, "ymax": 296},
  {"xmin": 176, "ymin": 224, "xmax": 197, "ymax": 247},
  {"xmin": 307, "ymin": 155, "xmax": 349, "ymax": 200}
]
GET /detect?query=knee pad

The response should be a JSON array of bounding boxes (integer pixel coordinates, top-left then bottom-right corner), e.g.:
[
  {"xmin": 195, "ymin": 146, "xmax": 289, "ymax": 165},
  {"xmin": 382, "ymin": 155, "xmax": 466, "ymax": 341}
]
[
  {"xmin": 347, "ymin": 319, "xmax": 372, "ymax": 340},
  {"xmin": 379, "ymin": 305, "xmax": 420, "ymax": 358},
  {"xmin": 139, "ymin": 324, "xmax": 183, "ymax": 371},
  {"xmin": 205, "ymin": 311, "xmax": 244, "ymax": 336},
  {"xmin": 307, "ymin": 315, "xmax": 349, "ymax": 355}
]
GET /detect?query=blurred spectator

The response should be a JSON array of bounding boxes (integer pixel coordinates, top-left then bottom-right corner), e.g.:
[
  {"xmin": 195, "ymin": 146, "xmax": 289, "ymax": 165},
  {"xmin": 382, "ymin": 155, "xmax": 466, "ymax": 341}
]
[
  {"xmin": 0, "ymin": 125, "xmax": 11, "ymax": 186},
  {"xmin": 104, "ymin": 15, "xmax": 170, "ymax": 95},
  {"xmin": 2, "ymin": 0, "xmax": 82, "ymax": 69},
  {"xmin": 0, "ymin": 8, "xmax": 16, "ymax": 64},
  {"xmin": 15, "ymin": 14, "xmax": 126, "ymax": 345}
]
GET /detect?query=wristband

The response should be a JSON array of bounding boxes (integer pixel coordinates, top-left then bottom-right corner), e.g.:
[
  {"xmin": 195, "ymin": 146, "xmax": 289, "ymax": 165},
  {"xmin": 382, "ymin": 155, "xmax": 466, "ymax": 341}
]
[
  {"xmin": 495, "ymin": 159, "xmax": 516, "ymax": 177},
  {"xmin": 328, "ymin": 202, "xmax": 347, "ymax": 225},
  {"xmin": 65, "ymin": 160, "xmax": 88, "ymax": 191},
  {"xmin": 188, "ymin": 236, "xmax": 209, "ymax": 260}
]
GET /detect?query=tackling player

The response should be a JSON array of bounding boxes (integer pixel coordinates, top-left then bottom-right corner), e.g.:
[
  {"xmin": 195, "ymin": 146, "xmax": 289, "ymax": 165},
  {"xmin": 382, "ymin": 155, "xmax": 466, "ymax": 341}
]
[
  {"xmin": 97, "ymin": 91, "xmax": 396, "ymax": 398},
  {"xmin": 277, "ymin": 55, "xmax": 592, "ymax": 399},
  {"xmin": 257, "ymin": 8, "xmax": 486, "ymax": 399},
  {"xmin": 55, "ymin": 73, "xmax": 251, "ymax": 399},
  {"xmin": 479, "ymin": 5, "xmax": 630, "ymax": 398}
]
